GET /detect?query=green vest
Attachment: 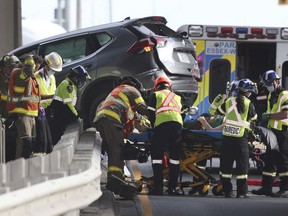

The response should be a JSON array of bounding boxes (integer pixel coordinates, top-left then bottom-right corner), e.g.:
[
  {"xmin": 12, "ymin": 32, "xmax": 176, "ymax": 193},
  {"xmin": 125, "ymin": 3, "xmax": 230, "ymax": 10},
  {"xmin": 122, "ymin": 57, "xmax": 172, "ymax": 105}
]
[
  {"xmin": 35, "ymin": 71, "xmax": 56, "ymax": 109},
  {"xmin": 267, "ymin": 90, "xmax": 288, "ymax": 130},
  {"xmin": 209, "ymin": 94, "xmax": 226, "ymax": 115},
  {"xmin": 154, "ymin": 89, "xmax": 183, "ymax": 127},
  {"xmin": 222, "ymin": 97, "xmax": 250, "ymax": 137}
]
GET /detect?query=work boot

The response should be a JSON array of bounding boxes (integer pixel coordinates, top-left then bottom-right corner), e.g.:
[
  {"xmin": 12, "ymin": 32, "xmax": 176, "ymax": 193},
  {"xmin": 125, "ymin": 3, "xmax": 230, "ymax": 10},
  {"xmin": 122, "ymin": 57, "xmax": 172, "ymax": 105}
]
[
  {"xmin": 271, "ymin": 190, "xmax": 288, "ymax": 198},
  {"xmin": 168, "ymin": 188, "xmax": 184, "ymax": 196},
  {"xmin": 106, "ymin": 174, "xmax": 124, "ymax": 195},
  {"xmin": 251, "ymin": 187, "xmax": 272, "ymax": 196},
  {"xmin": 149, "ymin": 187, "xmax": 163, "ymax": 196},
  {"xmin": 119, "ymin": 182, "xmax": 137, "ymax": 199},
  {"xmin": 224, "ymin": 192, "xmax": 235, "ymax": 198}
]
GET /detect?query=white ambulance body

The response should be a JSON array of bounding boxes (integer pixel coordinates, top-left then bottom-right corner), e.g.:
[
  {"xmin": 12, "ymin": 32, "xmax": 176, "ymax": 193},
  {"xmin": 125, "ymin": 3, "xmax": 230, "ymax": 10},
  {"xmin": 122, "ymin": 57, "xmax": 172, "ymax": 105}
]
[{"xmin": 177, "ymin": 24, "xmax": 288, "ymax": 115}]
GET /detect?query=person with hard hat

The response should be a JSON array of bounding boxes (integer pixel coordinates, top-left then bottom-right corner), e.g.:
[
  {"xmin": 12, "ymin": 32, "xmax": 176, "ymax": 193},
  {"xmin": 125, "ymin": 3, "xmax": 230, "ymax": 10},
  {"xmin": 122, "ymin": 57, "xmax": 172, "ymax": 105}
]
[
  {"xmin": 33, "ymin": 52, "xmax": 63, "ymax": 155},
  {"xmin": 217, "ymin": 78, "xmax": 258, "ymax": 198},
  {"xmin": 251, "ymin": 70, "xmax": 288, "ymax": 198},
  {"xmin": 147, "ymin": 76, "xmax": 184, "ymax": 196},
  {"xmin": 48, "ymin": 65, "xmax": 90, "ymax": 146},
  {"xmin": 209, "ymin": 80, "xmax": 239, "ymax": 115},
  {"xmin": 93, "ymin": 76, "xmax": 149, "ymax": 199},
  {"xmin": 8, "ymin": 56, "xmax": 40, "ymax": 159},
  {"xmin": 0, "ymin": 54, "xmax": 21, "ymax": 161},
  {"xmin": 0, "ymin": 54, "xmax": 20, "ymax": 118}
]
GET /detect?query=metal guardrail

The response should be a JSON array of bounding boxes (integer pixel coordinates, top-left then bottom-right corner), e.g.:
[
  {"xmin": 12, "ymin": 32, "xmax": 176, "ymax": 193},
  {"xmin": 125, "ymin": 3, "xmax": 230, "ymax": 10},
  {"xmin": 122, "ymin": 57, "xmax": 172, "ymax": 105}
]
[{"xmin": 0, "ymin": 122, "xmax": 102, "ymax": 216}]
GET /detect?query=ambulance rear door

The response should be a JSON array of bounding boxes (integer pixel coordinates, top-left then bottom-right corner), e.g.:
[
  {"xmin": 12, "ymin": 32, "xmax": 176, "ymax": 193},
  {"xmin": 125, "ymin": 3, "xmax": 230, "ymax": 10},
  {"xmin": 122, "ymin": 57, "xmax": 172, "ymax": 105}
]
[
  {"xmin": 195, "ymin": 40, "xmax": 236, "ymax": 114},
  {"xmin": 276, "ymin": 43, "xmax": 288, "ymax": 89}
]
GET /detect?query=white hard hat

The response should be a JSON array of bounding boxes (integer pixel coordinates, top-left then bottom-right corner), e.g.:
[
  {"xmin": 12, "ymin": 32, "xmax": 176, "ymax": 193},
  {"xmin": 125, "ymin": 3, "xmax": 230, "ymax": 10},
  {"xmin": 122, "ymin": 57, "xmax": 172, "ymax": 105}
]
[{"xmin": 44, "ymin": 52, "xmax": 63, "ymax": 72}]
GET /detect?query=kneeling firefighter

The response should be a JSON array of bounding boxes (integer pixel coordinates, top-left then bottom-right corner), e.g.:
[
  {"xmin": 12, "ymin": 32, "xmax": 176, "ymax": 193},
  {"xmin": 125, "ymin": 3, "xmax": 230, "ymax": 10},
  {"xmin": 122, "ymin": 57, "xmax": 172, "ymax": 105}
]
[{"xmin": 93, "ymin": 76, "xmax": 149, "ymax": 199}]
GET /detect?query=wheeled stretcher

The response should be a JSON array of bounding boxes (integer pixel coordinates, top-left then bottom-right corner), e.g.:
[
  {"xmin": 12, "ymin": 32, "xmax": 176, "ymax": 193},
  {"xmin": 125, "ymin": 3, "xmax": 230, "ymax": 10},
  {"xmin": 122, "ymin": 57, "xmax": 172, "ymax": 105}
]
[{"xmin": 126, "ymin": 129, "xmax": 224, "ymax": 196}]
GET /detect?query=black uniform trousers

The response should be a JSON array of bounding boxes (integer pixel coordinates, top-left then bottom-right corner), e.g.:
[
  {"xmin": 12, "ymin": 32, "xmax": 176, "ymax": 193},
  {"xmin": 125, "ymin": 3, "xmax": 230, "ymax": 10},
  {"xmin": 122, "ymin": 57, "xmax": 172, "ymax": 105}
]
[
  {"xmin": 220, "ymin": 130, "xmax": 249, "ymax": 195},
  {"xmin": 151, "ymin": 121, "xmax": 182, "ymax": 191},
  {"xmin": 95, "ymin": 117, "xmax": 125, "ymax": 180},
  {"xmin": 269, "ymin": 128, "xmax": 288, "ymax": 191}
]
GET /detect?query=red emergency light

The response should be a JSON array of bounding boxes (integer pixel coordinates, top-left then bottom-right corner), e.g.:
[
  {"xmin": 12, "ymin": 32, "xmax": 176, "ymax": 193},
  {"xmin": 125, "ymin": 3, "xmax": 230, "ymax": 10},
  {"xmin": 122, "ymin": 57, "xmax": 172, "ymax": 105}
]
[
  {"xmin": 251, "ymin": 28, "xmax": 263, "ymax": 34},
  {"xmin": 221, "ymin": 27, "xmax": 233, "ymax": 33}
]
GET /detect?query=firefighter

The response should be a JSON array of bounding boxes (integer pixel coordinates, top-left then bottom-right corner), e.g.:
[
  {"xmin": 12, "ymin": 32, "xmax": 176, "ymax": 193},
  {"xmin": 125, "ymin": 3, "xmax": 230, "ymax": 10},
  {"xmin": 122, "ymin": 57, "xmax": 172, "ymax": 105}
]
[
  {"xmin": 209, "ymin": 80, "xmax": 239, "ymax": 115},
  {"xmin": 34, "ymin": 52, "xmax": 63, "ymax": 155},
  {"xmin": 217, "ymin": 78, "xmax": 258, "ymax": 198},
  {"xmin": 148, "ymin": 76, "xmax": 183, "ymax": 196},
  {"xmin": 93, "ymin": 76, "xmax": 148, "ymax": 199},
  {"xmin": 8, "ymin": 56, "xmax": 40, "ymax": 159},
  {"xmin": 0, "ymin": 55, "xmax": 20, "ymax": 118},
  {"xmin": 0, "ymin": 55, "xmax": 21, "ymax": 161},
  {"xmin": 251, "ymin": 70, "xmax": 288, "ymax": 198},
  {"xmin": 48, "ymin": 65, "xmax": 90, "ymax": 146}
]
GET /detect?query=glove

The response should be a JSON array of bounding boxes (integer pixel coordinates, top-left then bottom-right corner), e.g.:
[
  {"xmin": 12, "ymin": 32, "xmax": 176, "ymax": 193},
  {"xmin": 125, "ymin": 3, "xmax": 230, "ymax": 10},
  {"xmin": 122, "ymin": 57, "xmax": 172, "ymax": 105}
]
[{"xmin": 261, "ymin": 112, "xmax": 270, "ymax": 121}]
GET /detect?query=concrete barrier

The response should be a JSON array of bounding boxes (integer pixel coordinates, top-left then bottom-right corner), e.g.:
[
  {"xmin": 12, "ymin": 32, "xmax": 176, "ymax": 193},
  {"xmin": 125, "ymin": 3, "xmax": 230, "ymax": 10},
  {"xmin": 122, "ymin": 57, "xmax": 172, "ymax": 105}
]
[{"xmin": 0, "ymin": 122, "xmax": 102, "ymax": 216}]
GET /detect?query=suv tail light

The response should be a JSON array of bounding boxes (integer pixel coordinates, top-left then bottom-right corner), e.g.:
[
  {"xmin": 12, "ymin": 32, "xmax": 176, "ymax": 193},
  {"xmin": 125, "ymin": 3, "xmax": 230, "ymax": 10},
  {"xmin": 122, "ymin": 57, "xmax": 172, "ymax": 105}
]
[
  {"xmin": 127, "ymin": 38, "xmax": 155, "ymax": 54},
  {"xmin": 151, "ymin": 36, "xmax": 167, "ymax": 48}
]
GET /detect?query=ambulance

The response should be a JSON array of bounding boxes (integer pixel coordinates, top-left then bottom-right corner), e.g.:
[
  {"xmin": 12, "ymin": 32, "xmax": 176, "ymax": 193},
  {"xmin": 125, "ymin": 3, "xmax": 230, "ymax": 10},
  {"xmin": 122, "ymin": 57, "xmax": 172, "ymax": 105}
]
[{"xmin": 177, "ymin": 24, "xmax": 288, "ymax": 115}]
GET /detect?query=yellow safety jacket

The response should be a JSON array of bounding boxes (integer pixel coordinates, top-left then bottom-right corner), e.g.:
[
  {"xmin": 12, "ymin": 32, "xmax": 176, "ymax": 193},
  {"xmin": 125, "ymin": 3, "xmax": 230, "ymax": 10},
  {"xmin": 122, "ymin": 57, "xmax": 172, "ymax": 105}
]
[
  {"xmin": 8, "ymin": 68, "xmax": 40, "ymax": 117},
  {"xmin": 34, "ymin": 70, "xmax": 56, "ymax": 109},
  {"xmin": 209, "ymin": 93, "xmax": 227, "ymax": 115},
  {"xmin": 267, "ymin": 90, "xmax": 288, "ymax": 130},
  {"xmin": 154, "ymin": 89, "xmax": 183, "ymax": 127},
  {"xmin": 53, "ymin": 78, "xmax": 78, "ymax": 116},
  {"xmin": 222, "ymin": 97, "xmax": 250, "ymax": 137}
]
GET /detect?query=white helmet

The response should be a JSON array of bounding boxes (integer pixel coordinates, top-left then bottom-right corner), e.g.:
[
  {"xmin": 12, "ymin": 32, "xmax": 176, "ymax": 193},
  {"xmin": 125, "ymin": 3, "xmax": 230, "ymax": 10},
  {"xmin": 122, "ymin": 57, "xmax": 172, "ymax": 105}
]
[{"xmin": 44, "ymin": 52, "xmax": 63, "ymax": 72}]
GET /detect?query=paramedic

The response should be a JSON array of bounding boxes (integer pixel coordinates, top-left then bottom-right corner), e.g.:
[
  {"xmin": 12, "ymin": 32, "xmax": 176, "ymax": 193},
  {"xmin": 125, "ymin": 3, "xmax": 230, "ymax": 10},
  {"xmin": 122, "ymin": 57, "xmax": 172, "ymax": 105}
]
[
  {"xmin": 93, "ymin": 76, "xmax": 148, "ymax": 199},
  {"xmin": 148, "ymin": 76, "xmax": 183, "ymax": 196},
  {"xmin": 217, "ymin": 78, "xmax": 258, "ymax": 198},
  {"xmin": 209, "ymin": 80, "xmax": 238, "ymax": 115},
  {"xmin": 48, "ymin": 65, "xmax": 90, "ymax": 146},
  {"xmin": 252, "ymin": 70, "xmax": 288, "ymax": 198},
  {"xmin": 34, "ymin": 52, "xmax": 63, "ymax": 154}
]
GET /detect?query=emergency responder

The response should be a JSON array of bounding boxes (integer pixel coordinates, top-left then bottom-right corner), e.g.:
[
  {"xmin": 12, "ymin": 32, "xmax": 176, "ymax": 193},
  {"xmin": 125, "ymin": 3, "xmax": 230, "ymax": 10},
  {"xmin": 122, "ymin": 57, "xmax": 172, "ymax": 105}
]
[
  {"xmin": 217, "ymin": 78, "xmax": 258, "ymax": 198},
  {"xmin": 48, "ymin": 65, "xmax": 90, "ymax": 146},
  {"xmin": 251, "ymin": 70, "xmax": 288, "ymax": 198},
  {"xmin": 93, "ymin": 76, "xmax": 148, "ymax": 199},
  {"xmin": 8, "ymin": 56, "xmax": 40, "ymax": 159},
  {"xmin": 148, "ymin": 76, "xmax": 183, "ymax": 196},
  {"xmin": 0, "ymin": 55, "xmax": 20, "ymax": 118},
  {"xmin": 34, "ymin": 52, "xmax": 63, "ymax": 155},
  {"xmin": 209, "ymin": 80, "xmax": 239, "ymax": 115},
  {"xmin": 0, "ymin": 55, "xmax": 20, "ymax": 161}
]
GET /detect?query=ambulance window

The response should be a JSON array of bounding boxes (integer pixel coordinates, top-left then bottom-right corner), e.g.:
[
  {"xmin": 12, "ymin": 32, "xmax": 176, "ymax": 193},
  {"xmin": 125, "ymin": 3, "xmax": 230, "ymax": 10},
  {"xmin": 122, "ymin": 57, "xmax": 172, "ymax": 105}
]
[
  {"xmin": 209, "ymin": 59, "xmax": 231, "ymax": 103},
  {"xmin": 282, "ymin": 61, "xmax": 288, "ymax": 89}
]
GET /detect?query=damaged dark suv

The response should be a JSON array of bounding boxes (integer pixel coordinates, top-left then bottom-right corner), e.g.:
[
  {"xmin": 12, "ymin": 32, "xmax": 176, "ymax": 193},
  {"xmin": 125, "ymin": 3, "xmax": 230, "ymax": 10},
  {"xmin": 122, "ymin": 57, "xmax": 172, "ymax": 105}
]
[{"xmin": 9, "ymin": 16, "xmax": 200, "ymax": 127}]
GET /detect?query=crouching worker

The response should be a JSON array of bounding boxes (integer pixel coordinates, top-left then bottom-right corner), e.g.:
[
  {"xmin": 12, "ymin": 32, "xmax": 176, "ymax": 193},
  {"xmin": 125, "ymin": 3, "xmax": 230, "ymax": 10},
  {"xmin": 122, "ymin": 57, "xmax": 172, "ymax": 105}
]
[
  {"xmin": 147, "ymin": 76, "xmax": 184, "ymax": 196},
  {"xmin": 93, "ymin": 76, "xmax": 149, "ymax": 199},
  {"xmin": 48, "ymin": 65, "xmax": 90, "ymax": 146}
]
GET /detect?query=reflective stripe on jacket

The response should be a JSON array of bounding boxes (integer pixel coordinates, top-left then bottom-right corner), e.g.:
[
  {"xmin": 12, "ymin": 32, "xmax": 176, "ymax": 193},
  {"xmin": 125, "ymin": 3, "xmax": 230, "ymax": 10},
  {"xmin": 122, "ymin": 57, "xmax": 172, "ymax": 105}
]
[
  {"xmin": 8, "ymin": 68, "xmax": 40, "ymax": 116},
  {"xmin": 209, "ymin": 93, "xmax": 226, "ymax": 115},
  {"xmin": 267, "ymin": 90, "xmax": 288, "ymax": 130},
  {"xmin": 154, "ymin": 89, "xmax": 183, "ymax": 127},
  {"xmin": 53, "ymin": 78, "xmax": 78, "ymax": 116},
  {"xmin": 222, "ymin": 97, "xmax": 250, "ymax": 137},
  {"xmin": 35, "ymin": 70, "xmax": 56, "ymax": 109}
]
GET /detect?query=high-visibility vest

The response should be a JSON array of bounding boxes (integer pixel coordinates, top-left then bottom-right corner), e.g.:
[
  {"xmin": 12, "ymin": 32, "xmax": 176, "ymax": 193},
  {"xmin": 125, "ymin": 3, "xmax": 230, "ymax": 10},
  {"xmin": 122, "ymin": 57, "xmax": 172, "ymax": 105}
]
[
  {"xmin": 34, "ymin": 70, "xmax": 56, "ymax": 109},
  {"xmin": 267, "ymin": 90, "xmax": 288, "ymax": 130},
  {"xmin": 222, "ymin": 97, "xmax": 250, "ymax": 137},
  {"xmin": 8, "ymin": 68, "xmax": 40, "ymax": 117},
  {"xmin": 53, "ymin": 78, "xmax": 78, "ymax": 116},
  {"xmin": 154, "ymin": 89, "xmax": 183, "ymax": 127},
  {"xmin": 209, "ymin": 93, "xmax": 227, "ymax": 115}
]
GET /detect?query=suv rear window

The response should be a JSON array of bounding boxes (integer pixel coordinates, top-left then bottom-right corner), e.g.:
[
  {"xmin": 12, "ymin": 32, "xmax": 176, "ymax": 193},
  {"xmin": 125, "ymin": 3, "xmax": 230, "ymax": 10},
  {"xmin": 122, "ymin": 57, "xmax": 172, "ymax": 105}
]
[{"xmin": 134, "ymin": 23, "xmax": 176, "ymax": 37}]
